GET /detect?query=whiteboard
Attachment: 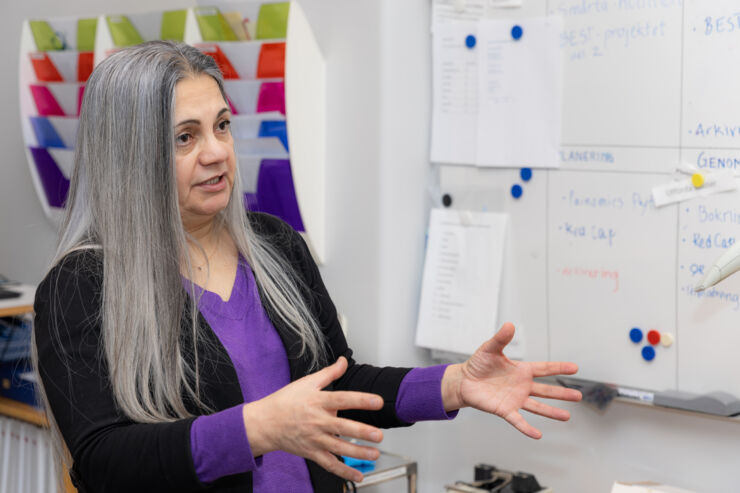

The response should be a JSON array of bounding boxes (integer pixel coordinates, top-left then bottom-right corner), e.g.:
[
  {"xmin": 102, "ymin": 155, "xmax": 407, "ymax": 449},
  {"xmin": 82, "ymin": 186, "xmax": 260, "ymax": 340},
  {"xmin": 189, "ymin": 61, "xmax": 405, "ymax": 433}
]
[{"xmin": 437, "ymin": 0, "xmax": 740, "ymax": 396}]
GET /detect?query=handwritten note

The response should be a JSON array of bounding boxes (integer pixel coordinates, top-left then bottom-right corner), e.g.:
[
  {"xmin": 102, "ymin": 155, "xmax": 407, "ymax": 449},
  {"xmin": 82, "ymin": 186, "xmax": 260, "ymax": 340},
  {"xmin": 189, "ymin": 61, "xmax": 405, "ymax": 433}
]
[{"xmin": 652, "ymin": 170, "xmax": 737, "ymax": 207}]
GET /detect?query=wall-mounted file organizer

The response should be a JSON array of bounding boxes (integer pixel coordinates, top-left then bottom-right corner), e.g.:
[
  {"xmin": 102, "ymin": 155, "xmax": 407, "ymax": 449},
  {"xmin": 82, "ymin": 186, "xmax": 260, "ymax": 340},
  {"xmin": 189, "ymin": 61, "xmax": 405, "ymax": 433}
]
[
  {"xmin": 194, "ymin": 0, "xmax": 325, "ymax": 262},
  {"xmin": 20, "ymin": 1, "xmax": 326, "ymax": 263},
  {"xmin": 20, "ymin": 16, "xmax": 96, "ymax": 224}
]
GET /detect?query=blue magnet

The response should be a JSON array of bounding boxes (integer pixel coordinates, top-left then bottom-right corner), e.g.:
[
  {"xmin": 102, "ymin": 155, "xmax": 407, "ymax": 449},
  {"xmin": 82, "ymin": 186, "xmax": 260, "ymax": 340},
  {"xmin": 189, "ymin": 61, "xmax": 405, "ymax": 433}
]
[
  {"xmin": 520, "ymin": 167, "xmax": 532, "ymax": 182},
  {"xmin": 465, "ymin": 34, "xmax": 476, "ymax": 49},
  {"xmin": 511, "ymin": 25, "xmax": 523, "ymax": 40},
  {"xmin": 629, "ymin": 328, "xmax": 643, "ymax": 343},
  {"xmin": 511, "ymin": 184, "xmax": 523, "ymax": 199},
  {"xmin": 641, "ymin": 346, "xmax": 656, "ymax": 362}
]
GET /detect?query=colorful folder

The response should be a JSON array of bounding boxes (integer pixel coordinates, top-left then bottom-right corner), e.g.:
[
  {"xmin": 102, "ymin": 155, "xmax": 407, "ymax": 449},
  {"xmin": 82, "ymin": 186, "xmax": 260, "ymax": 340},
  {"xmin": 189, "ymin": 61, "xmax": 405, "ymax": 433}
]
[
  {"xmin": 160, "ymin": 10, "xmax": 187, "ymax": 42},
  {"xmin": 28, "ymin": 20, "xmax": 64, "ymax": 51},
  {"xmin": 30, "ymin": 83, "xmax": 83, "ymax": 117},
  {"xmin": 224, "ymin": 80, "xmax": 285, "ymax": 115},
  {"xmin": 77, "ymin": 18, "xmax": 98, "ymax": 51},
  {"xmin": 29, "ymin": 51, "xmax": 93, "ymax": 82},
  {"xmin": 194, "ymin": 7, "xmax": 238, "ymax": 41},
  {"xmin": 29, "ymin": 117, "xmax": 78, "ymax": 148},
  {"xmin": 29, "ymin": 147, "xmax": 70, "ymax": 208},
  {"xmin": 258, "ymin": 121, "xmax": 288, "ymax": 151},
  {"xmin": 243, "ymin": 159, "xmax": 304, "ymax": 232},
  {"xmin": 106, "ymin": 15, "xmax": 144, "ymax": 47},
  {"xmin": 255, "ymin": 3, "xmax": 290, "ymax": 40},
  {"xmin": 198, "ymin": 41, "xmax": 286, "ymax": 80}
]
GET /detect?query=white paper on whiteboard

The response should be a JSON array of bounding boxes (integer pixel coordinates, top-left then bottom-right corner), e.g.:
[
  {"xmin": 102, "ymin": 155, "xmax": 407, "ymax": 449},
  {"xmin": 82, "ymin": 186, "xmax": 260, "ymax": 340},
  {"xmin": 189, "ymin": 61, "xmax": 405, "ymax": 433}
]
[
  {"xmin": 432, "ymin": 0, "xmax": 486, "ymax": 26},
  {"xmin": 415, "ymin": 208, "xmax": 508, "ymax": 355},
  {"xmin": 430, "ymin": 21, "xmax": 479, "ymax": 165},
  {"xmin": 652, "ymin": 170, "xmax": 738, "ymax": 207},
  {"xmin": 476, "ymin": 17, "xmax": 562, "ymax": 168}
]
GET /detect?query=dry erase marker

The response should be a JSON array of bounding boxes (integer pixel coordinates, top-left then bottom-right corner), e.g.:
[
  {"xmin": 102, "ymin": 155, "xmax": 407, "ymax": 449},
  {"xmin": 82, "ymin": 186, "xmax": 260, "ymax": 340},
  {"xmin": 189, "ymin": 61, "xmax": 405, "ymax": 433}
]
[{"xmin": 695, "ymin": 241, "xmax": 740, "ymax": 291}]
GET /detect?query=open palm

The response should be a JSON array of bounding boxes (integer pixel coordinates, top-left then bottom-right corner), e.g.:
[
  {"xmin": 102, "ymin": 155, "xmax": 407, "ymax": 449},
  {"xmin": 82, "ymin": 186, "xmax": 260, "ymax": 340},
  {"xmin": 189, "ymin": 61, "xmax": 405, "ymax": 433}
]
[{"xmin": 451, "ymin": 322, "xmax": 582, "ymax": 439}]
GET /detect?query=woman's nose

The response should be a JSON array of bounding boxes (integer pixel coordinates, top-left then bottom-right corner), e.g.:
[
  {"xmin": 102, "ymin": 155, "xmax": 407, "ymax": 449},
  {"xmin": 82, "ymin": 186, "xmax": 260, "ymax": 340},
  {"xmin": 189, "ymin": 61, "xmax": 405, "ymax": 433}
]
[{"xmin": 198, "ymin": 133, "xmax": 230, "ymax": 165}]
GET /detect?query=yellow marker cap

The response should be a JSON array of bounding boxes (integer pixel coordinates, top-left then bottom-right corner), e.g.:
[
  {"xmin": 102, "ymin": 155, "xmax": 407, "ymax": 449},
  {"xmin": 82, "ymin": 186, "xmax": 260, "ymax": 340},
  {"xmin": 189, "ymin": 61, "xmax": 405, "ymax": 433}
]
[{"xmin": 691, "ymin": 173, "xmax": 704, "ymax": 188}]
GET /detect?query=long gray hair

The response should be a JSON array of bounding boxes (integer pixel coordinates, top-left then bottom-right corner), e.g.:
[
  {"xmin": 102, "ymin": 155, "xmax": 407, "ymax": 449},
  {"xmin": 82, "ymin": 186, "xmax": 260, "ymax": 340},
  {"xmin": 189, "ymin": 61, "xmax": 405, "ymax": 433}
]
[{"xmin": 34, "ymin": 40, "xmax": 326, "ymax": 476}]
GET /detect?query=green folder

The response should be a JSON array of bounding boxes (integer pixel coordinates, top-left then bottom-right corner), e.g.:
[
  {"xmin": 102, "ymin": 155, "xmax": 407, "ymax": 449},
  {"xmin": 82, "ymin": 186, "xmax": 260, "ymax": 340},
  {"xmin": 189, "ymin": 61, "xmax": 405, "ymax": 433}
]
[
  {"xmin": 194, "ymin": 7, "xmax": 238, "ymax": 41},
  {"xmin": 256, "ymin": 2, "xmax": 290, "ymax": 40},
  {"xmin": 29, "ymin": 20, "xmax": 64, "ymax": 51},
  {"xmin": 107, "ymin": 15, "xmax": 144, "ymax": 47},
  {"xmin": 160, "ymin": 9, "xmax": 187, "ymax": 42},
  {"xmin": 77, "ymin": 18, "xmax": 98, "ymax": 51}
]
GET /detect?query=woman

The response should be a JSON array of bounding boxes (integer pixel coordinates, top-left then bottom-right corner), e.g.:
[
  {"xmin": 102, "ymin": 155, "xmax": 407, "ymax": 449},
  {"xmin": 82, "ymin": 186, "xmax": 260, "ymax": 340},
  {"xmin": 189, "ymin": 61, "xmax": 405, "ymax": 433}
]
[{"xmin": 33, "ymin": 41, "xmax": 581, "ymax": 493}]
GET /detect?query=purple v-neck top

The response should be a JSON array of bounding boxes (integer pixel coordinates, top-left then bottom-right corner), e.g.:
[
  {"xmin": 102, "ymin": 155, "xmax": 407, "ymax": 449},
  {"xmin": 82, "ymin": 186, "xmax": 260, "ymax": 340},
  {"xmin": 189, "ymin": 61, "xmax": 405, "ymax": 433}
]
[{"xmin": 188, "ymin": 260, "xmax": 454, "ymax": 490}]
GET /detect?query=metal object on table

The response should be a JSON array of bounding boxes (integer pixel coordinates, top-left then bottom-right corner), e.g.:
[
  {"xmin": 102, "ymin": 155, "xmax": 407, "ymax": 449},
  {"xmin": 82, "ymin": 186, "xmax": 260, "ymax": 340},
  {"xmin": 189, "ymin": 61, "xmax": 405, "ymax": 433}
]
[{"xmin": 351, "ymin": 448, "xmax": 417, "ymax": 493}]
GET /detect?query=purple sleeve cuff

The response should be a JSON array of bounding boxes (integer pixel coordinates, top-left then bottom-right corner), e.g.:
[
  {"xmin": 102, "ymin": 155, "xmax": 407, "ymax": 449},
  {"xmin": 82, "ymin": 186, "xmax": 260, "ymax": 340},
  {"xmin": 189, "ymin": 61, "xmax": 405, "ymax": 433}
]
[
  {"xmin": 395, "ymin": 365, "xmax": 459, "ymax": 423},
  {"xmin": 190, "ymin": 405, "xmax": 258, "ymax": 483}
]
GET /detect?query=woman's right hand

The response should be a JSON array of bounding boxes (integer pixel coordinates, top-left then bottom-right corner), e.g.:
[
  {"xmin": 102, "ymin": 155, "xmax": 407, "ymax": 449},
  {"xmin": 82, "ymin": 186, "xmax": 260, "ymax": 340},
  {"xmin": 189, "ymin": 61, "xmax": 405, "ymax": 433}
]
[{"xmin": 241, "ymin": 356, "xmax": 385, "ymax": 482}]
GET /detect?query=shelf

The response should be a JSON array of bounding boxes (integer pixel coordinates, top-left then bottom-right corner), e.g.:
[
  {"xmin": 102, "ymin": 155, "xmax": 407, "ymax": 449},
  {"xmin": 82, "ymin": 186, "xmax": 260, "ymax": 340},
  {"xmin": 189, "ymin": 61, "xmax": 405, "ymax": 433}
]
[
  {"xmin": 0, "ymin": 284, "xmax": 35, "ymax": 317},
  {"xmin": 0, "ymin": 396, "xmax": 47, "ymax": 427}
]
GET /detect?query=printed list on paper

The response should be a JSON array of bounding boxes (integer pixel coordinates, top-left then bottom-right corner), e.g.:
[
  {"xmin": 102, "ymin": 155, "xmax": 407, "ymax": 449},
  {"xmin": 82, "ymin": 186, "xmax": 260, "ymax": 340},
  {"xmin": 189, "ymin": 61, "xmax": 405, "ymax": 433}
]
[
  {"xmin": 430, "ymin": 17, "xmax": 563, "ymax": 168},
  {"xmin": 415, "ymin": 208, "xmax": 508, "ymax": 355}
]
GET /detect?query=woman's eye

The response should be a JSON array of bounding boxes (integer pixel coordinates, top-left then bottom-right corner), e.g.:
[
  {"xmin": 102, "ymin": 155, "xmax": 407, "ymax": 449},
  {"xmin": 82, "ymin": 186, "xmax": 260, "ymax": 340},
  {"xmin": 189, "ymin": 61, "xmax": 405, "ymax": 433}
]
[
  {"xmin": 176, "ymin": 133, "xmax": 192, "ymax": 145},
  {"xmin": 218, "ymin": 119, "xmax": 231, "ymax": 132}
]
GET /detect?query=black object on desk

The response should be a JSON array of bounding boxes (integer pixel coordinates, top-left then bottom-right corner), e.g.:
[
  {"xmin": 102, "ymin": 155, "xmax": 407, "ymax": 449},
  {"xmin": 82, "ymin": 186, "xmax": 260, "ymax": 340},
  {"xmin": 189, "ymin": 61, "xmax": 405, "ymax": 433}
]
[
  {"xmin": 0, "ymin": 287, "xmax": 21, "ymax": 300},
  {"xmin": 447, "ymin": 463, "xmax": 551, "ymax": 493}
]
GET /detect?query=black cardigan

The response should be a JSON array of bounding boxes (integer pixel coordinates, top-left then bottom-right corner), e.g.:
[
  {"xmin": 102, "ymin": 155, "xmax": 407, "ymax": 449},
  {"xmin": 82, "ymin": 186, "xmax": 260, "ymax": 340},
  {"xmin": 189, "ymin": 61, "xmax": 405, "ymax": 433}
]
[{"xmin": 34, "ymin": 213, "xmax": 412, "ymax": 492}]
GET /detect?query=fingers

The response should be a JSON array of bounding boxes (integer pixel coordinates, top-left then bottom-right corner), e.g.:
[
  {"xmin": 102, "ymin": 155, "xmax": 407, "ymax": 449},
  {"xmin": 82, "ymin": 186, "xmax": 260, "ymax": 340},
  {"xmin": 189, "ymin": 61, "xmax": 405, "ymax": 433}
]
[
  {"xmin": 504, "ymin": 410, "xmax": 542, "ymax": 440},
  {"xmin": 522, "ymin": 397, "xmax": 571, "ymax": 421},
  {"xmin": 309, "ymin": 357, "xmax": 348, "ymax": 389},
  {"xmin": 531, "ymin": 382, "xmax": 582, "ymax": 402},
  {"xmin": 312, "ymin": 450, "xmax": 366, "ymax": 483},
  {"xmin": 478, "ymin": 322, "xmax": 516, "ymax": 355},
  {"xmin": 325, "ymin": 416, "xmax": 383, "ymax": 444},
  {"xmin": 322, "ymin": 434, "xmax": 381, "ymax": 462},
  {"xmin": 529, "ymin": 361, "xmax": 579, "ymax": 378},
  {"xmin": 325, "ymin": 391, "xmax": 384, "ymax": 412}
]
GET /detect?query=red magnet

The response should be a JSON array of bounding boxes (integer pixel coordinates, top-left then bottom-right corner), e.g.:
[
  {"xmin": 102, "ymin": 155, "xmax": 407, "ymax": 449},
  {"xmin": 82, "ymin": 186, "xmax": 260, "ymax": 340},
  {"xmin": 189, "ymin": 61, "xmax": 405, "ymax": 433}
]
[{"xmin": 647, "ymin": 330, "xmax": 661, "ymax": 345}]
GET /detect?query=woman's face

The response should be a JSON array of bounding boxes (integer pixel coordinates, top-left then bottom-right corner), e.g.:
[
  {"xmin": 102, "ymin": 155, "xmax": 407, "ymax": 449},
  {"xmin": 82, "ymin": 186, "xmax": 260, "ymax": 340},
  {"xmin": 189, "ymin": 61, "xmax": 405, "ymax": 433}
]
[{"xmin": 173, "ymin": 74, "xmax": 236, "ymax": 231}]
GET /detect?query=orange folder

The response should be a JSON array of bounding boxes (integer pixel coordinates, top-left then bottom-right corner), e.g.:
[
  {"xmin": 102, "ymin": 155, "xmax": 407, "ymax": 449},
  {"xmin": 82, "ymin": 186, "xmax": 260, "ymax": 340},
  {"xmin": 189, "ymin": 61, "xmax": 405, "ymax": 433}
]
[{"xmin": 257, "ymin": 42, "xmax": 285, "ymax": 79}]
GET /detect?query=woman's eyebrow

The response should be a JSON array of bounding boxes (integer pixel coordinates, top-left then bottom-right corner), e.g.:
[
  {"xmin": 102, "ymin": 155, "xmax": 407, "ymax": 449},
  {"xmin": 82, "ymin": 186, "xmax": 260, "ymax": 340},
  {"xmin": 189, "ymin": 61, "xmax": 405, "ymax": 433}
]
[
  {"xmin": 175, "ymin": 118, "xmax": 199, "ymax": 127},
  {"xmin": 175, "ymin": 108, "xmax": 229, "ymax": 127}
]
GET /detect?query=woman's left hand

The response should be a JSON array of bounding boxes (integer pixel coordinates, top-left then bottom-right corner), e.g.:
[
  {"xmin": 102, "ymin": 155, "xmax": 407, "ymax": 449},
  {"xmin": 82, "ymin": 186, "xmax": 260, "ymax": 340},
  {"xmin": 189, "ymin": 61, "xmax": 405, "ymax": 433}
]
[{"xmin": 440, "ymin": 322, "xmax": 582, "ymax": 439}]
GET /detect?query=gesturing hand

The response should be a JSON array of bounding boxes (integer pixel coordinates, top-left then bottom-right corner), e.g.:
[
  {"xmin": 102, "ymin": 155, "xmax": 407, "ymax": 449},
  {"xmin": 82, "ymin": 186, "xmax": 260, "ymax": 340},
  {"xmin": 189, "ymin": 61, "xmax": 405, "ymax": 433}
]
[
  {"xmin": 441, "ymin": 322, "xmax": 582, "ymax": 439},
  {"xmin": 242, "ymin": 357, "xmax": 384, "ymax": 482}
]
